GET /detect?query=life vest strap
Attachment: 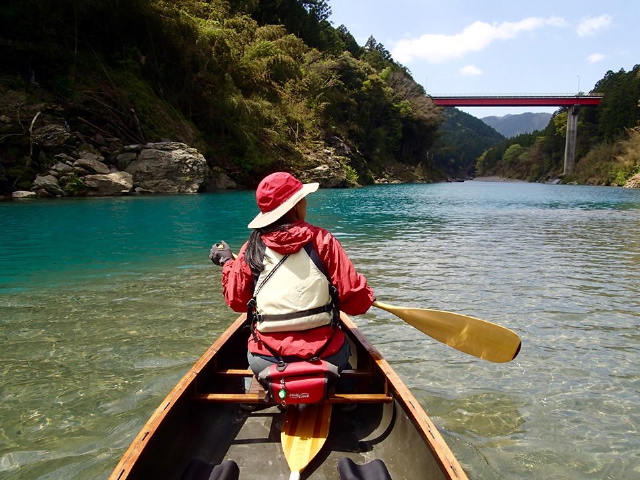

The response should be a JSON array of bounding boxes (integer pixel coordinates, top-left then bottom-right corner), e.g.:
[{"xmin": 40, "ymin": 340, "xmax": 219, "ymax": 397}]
[
  {"xmin": 247, "ymin": 241, "xmax": 340, "ymax": 356},
  {"xmin": 303, "ymin": 243, "xmax": 341, "ymax": 326},
  {"xmin": 257, "ymin": 303, "xmax": 333, "ymax": 322}
]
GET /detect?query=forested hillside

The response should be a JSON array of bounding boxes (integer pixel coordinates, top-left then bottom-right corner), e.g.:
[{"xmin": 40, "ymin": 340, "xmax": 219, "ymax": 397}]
[
  {"xmin": 476, "ymin": 66, "xmax": 640, "ymax": 186},
  {"xmin": 1, "ymin": 0, "xmax": 492, "ymax": 195},
  {"xmin": 434, "ymin": 109, "xmax": 505, "ymax": 178}
]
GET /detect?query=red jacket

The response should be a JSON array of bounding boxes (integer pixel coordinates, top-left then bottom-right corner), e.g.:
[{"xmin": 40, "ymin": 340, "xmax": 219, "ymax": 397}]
[{"xmin": 221, "ymin": 221, "xmax": 375, "ymax": 358}]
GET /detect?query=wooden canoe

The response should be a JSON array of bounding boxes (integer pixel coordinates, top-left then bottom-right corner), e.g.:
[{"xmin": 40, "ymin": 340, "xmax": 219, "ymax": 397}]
[{"xmin": 109, "ymin": 313, "xmax": 469, "ymax": 480}]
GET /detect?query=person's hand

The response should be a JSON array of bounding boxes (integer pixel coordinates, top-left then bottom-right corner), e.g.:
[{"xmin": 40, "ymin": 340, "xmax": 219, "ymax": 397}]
[{"xmin": 209, "ymin": 241, "xmax": 234, "ymax": 266}]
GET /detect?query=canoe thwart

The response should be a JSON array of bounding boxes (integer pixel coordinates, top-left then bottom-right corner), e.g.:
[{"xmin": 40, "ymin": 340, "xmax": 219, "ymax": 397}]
[
  {"xmin": 192, "ymin": 393, "xmax": 392, "ymax": 404},
  {"xmin": 211, "ymin": 368, "xmax": 373, "ymax": 377}
]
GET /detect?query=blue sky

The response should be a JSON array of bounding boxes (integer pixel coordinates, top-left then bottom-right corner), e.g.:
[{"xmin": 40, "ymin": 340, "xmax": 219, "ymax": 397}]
[{"xmin": 327, "ymin": 0, "xmax": 638, "ymax": 119}]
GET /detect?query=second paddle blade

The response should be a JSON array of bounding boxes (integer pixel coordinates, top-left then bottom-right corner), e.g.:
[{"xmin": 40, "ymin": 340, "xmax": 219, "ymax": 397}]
[{"xmin": 281, "ymin": 403, "xmax": 332, "ymax": 479}]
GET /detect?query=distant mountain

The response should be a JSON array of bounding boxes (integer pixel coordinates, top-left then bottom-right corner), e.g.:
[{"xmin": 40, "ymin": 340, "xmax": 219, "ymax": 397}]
[{"xmin": 481, "ymin": 112, "xmax": 552, "ymax": 138}]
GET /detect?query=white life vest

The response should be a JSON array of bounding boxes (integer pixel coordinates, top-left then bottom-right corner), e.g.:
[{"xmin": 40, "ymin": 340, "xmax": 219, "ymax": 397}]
[{"xmin": 254, "ymin": 245, "xmax": 334, "ymax": 333}]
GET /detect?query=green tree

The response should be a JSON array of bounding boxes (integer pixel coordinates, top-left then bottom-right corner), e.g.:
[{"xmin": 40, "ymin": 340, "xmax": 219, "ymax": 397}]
[
  {"xmin": 384, "ymin": 69, "xmax": 440, "ymax": 163},
  {"xmin": 335, "ymin": 25, "xmax": 363, "ymax": 57},
  {"xmin": 503, "ymin": 144, "xmax": 526, "ymax": 166}
]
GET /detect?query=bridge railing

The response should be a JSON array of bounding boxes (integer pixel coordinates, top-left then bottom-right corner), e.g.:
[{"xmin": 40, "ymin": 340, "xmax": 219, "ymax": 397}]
[{"xmin": 430, "ymin": 93, "xmax": 603, "ymax": 98}]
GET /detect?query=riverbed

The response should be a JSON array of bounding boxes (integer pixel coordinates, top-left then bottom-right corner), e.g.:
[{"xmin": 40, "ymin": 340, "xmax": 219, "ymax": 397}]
[{"xmin": 1, "ymin": 181, "xmax": 638, "ymax": 479}]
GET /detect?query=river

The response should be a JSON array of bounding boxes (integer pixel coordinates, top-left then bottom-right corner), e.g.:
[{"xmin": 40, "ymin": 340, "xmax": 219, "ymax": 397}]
[{"xmin": 1, "ymin": 181, "xmax": 638, "ymax": 479}]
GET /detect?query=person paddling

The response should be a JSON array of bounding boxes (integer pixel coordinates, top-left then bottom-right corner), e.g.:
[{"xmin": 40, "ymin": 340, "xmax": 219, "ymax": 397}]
[{"xmin": 209, "ymin": 171, "xmax": 374, "ymax": 384}]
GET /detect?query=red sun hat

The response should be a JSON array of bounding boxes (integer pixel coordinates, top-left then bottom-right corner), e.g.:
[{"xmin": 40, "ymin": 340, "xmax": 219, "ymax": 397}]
[{"xmin": 247, "ymin": 172, "xmax": 319, "ymax": 229}]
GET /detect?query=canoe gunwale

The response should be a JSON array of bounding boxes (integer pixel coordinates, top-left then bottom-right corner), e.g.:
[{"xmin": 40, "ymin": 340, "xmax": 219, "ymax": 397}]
[
  {"xmin": 339, "ymin": 315, "xmax": 468, "ymax": 480},
  {"xmin": 109, "ymin": 313, "xmax": 468, "ymax": 480}
]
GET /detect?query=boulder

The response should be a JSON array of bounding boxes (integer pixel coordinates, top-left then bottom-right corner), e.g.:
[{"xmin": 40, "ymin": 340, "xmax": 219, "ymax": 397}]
[
  {"xmin": 32, "ymin": 174, "xmax": 65, "ymax": 197},
  {"xmin": 52, "ymin": 153, "xmax": 76, "ymax": 164},
  {"xmin": 125, "ymin": 142, "xmax": 208, "ymax": 193},
  {"xmin": 83, "ymin": 172, "xmax": 133, "ymax": 196},
  {"xmin": 12, "ymin": 190, "xmax": 37, "ymax": 199},
  {"xmin": 32, "ymin": 124, "xmax": 71, "ymax": 149},
  {"xmin": 115, "ymin": 151, "xmax": 138, "ymax": 170},
  {"xmin": 206, "ymin": 167, "xmax": 238, "ymax": 190},
  {"xmin": 302, "ymin": 164, "xmax": 348, "ymax": 188},
  {"xmin": 74, "ymin": 155, "xmax": 110, "ymax": 174},
  {"xmin": 624, "ymin": 173, "xmax": 640, "ymax": 188},
  {"xmin": 50, "ymin": 162, "xmax": 75, "ymax": 176},
  {"xmin": 298, "ymin": 142, "xmax": 360, "ymax": 188}
]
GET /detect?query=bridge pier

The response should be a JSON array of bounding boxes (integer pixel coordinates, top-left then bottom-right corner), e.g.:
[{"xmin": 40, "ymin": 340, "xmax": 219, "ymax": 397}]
[
  {"xmin": 563, "ymin": 105, "xmax": 579, "ymax": 175},
  {"xmin": 431, "ymin": 96, "xmax": 603, "ymax": 177}
]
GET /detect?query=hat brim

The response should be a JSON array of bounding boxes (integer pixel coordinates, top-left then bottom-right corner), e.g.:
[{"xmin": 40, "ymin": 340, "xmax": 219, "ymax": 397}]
[{"xmin": 247, "ymin": 182, "xmax": 319, "ymax": 229}]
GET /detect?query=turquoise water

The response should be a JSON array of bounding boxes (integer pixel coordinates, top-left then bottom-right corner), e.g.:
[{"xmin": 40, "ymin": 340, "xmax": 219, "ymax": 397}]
[{"xmin": 1, "ymin": 182, "xmax": 639, "ymax": 479}]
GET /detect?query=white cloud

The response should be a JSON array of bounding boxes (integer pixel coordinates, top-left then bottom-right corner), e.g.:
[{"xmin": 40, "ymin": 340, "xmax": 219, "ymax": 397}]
[
  {"xmin": 577, "ymin": 15, "xmax": 613, "ymax": 37},
  {"xmin": 587, "ymin": 53, "xmax": 606, "ymax": 63},
  {"xmin": 391, "ymin": 17, "xmax": 566, "ymax": 64},
  {"xmin": 460, "ymin": 65, "xmax": 482, "ymax": 76}
]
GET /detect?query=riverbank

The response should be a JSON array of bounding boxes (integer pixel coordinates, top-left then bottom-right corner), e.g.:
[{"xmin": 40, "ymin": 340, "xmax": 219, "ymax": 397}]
[{"xmin": 471, "ymin": 176, "xmax": 526, "ymax": 182}]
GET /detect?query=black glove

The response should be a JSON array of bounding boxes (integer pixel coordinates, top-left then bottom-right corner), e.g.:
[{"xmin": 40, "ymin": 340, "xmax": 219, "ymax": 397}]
[{"xmin": 209, "ymin": 241, "xmax": 234, "ymax": 266}]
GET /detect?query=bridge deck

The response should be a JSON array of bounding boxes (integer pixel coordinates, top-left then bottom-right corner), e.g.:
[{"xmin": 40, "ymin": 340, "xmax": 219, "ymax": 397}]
[{"xmin": 432, "ymin": 95, "xmax": 602, "ymax": 107}]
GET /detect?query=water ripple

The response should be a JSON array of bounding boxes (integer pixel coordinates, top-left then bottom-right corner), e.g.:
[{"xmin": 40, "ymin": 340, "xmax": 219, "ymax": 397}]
[{"xmin": 1, "ymin": 183, "xmax": 639, "ymax": 479}]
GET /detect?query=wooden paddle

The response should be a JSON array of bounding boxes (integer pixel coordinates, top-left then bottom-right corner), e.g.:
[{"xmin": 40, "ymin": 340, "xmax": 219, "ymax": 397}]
[
  {"xmin": 281, "ymin": 403, "xmax": 332, "ymax": 480},
  {"xmin": 373, "ymin": 301, "xmax": 521, "ymax": 363},
  {"xmin": 216, "ymin": 247, "xmax": 521, "ymax": 362}
]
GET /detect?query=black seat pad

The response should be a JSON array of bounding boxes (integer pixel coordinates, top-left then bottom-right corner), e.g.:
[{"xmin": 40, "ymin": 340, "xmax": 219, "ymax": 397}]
[
  {"xmin": 337, "ymin": 457, "xmax": 392, "ymax": 480},
  {"xmin": 181, "ymin": 459, "xmax": 239, "ymax": 480}
]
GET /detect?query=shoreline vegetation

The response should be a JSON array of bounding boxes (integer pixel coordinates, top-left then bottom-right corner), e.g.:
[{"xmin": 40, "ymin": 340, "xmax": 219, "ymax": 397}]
[{"xmin": 1, "ymin": 2, "xmax": 639, "ymax": 197}]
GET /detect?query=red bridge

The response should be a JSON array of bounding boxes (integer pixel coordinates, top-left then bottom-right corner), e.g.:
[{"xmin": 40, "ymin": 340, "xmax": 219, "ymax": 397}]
[
  {"xmin": 431, "ymin": 95, "xmax": 604, "ymax": 175},
  {"xmin": 431, "ymin": 95, "xmax": 603, "ymax": 107}
]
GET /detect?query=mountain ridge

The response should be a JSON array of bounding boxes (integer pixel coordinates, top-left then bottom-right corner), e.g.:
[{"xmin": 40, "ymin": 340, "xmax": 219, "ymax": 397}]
[{"xmin": 481, "ymin": 112, "xmax": 552, "ymax": 137}]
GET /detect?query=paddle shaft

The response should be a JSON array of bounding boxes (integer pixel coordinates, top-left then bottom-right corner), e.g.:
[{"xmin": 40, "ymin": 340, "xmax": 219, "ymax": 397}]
[{"xmin": 373, "ymin": 301, "xmax": 521, "ymax": 363}]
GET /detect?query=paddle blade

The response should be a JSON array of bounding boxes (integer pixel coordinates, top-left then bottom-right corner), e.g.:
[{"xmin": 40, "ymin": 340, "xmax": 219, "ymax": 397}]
[
  {"xmin": 373, "ymin": 301, "xmax": 521, "ymax": 363},
  {"xmin": 281, "ymin": 403, "xmax": 332, "ymax": 478}
]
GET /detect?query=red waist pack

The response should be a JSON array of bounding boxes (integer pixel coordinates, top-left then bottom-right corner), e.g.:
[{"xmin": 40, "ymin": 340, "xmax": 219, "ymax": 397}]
[{"xmin": 257, "ymin": 359, "xmax": 340, "ymax": 406}]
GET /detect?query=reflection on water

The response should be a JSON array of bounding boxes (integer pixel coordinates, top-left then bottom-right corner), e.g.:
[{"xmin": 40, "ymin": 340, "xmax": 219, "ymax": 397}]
[{"xmin": 1, "ymin": 183, "xmax": 639, "ymax": 479}]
